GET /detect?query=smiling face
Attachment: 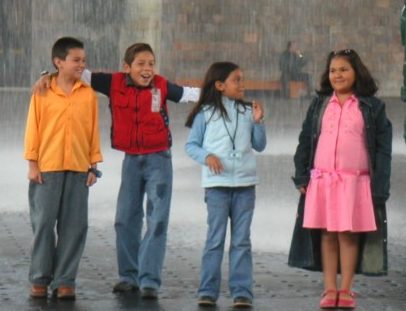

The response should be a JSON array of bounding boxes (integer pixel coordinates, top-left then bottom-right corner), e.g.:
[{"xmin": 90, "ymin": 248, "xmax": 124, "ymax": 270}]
[
  {"xmin": 124, "ymin": 51, "xmax": 155, "ymax": 87},
  {"xmin": 329, "ymin": 56, "xmax": 356, "ymax": 96},
  {"xmin": 53, "ymin": 48, "xmax": 86, "ymax": 81},
  {"xmin": 215, "ymin": 68, "xmax": 245, "ymax": 100}
]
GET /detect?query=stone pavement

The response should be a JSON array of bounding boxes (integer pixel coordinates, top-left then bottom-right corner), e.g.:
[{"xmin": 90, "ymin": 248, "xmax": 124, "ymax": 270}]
[
  {"xmin": 0, "ymin": 211, "xmax": 405, "ymax": 311},
  {"xmin": 0, "ymin": 95, "xmax": 405, "ymax": 310}
]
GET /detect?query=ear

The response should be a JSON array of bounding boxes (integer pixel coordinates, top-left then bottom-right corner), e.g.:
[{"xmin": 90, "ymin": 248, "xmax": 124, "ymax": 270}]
[
  {"xmin": 215, "ymin": 81, "xmax": 225, "ymax": 92},
  {"xmin": 123, "ymin": 63, "xmax": 131, "ymax": 73},
  {"xmin": 53, "ymin": 57, "xmax": 62, "ymax": 70}
]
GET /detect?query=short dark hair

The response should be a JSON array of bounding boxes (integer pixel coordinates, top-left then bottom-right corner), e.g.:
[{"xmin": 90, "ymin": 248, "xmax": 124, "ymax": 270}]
[
  {"xmin": 317, "ymin": 49, "xmax": 378, "ymax": 97},
  {"xmin": 123, "ymin": 43, "xmax": 155, "ymax": 66},
  {"xmin": 51, "ymin": 37, "xmax": 84, "ymax": 69}
]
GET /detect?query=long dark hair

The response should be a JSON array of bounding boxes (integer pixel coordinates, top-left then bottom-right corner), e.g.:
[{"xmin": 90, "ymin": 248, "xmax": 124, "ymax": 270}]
[
  {"xmin": 317, "ymin": 49, "xmax": 378, "ymax": 97},
  {"xmin": 185, "ymin": 62, "xmax": 240, "ymax": 128}
]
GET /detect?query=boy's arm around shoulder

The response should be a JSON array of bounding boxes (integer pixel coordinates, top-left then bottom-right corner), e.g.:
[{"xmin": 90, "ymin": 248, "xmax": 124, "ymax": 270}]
[
  {"xmin": 184, "ymin": 111, "xmax": 210, "ymax": 165},
  {"xmin": 88, "ymin": 70, "xmax": 112, "ymax": 97}
]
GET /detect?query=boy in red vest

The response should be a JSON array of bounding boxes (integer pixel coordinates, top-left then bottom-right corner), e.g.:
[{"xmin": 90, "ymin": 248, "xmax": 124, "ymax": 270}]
[{"xmin": 91, "ymin": 43, "xmax": 189, "ymax": 298}]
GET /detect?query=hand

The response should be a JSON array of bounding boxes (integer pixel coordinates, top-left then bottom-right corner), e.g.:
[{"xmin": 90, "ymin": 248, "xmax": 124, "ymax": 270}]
[
  {"xmin": 31, "ymin": 74, "xmax": 51, "ymax": 95},
  {"xmin": 299, "ymin": 187, "xmax": 306, "ymax": 194},
  {"xmin": 27, "ymin": 161, "xmax": 43, "ymax": 184},
  {"xmin": 252, "ymin": 100, "xmax": 264, "ymax": 123},
  {"xmin": 86, "ymin": 172, "xmax": 97, "ymax": 187},
  {"xmin": 205, "ymin": 154, "xmax": 224, "ymax": 174}
]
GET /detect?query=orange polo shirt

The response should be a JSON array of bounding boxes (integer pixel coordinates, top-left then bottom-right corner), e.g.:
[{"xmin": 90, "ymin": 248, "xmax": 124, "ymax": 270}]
[{"xmin": 24, "ymin": 77, "xmax": 103, "ymax": 172}]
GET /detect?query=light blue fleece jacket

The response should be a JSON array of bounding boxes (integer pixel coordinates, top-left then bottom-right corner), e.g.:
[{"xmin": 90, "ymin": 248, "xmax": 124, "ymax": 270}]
[{"xmin": 185, "ymin": 97, "xmax": 266, "ymax": 187}]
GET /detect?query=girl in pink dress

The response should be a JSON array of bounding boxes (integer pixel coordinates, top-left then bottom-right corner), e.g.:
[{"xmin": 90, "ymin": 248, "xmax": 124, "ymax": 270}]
[{"xmin": 289, "ymin": 49, "xmax": 392, "ymax": 309}]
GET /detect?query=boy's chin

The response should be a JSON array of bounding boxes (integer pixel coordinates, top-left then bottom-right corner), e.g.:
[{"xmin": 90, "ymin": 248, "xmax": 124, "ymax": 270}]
[
  {"xmin": 69, "ymin": 73, "xmax": 82, "ymax": 81},
  {"xmin": 135, "ymin": 78, "xmax": 153, "ymax": 87}
]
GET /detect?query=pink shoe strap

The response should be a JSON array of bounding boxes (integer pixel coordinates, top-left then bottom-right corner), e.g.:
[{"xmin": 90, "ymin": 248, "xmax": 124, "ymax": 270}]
[
  {"xmin": 321, "ymin": 289, "xmax": 337, "ymax": 297},
  {"xmin": 338, "ymin": 289, "xmax": 355, "ymax": 297}
]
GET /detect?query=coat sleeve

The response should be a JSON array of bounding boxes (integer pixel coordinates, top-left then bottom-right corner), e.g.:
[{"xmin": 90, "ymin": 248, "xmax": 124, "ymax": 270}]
[
  {"xmin": 371, "ymin": 101, "xmax": 392, "ymax": 204},
  {"xmin": 292, "ymin": 99, "xmax": 317, "ymax": 188}
]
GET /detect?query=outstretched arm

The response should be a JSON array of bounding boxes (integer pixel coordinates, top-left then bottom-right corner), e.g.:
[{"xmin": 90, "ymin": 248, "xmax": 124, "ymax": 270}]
[{"xmin": 167, "ymin": 81, "xmax": 200, "ymax": 103}]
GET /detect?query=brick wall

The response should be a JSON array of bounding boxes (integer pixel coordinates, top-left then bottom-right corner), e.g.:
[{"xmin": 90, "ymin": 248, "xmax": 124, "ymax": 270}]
[
  {"xmin": 159, "ymin": 0, "xmax": 403, "ymax": 97},
  {"xmin": 1, "ymin": 0, "xmax": 402, "ymax": 96}
]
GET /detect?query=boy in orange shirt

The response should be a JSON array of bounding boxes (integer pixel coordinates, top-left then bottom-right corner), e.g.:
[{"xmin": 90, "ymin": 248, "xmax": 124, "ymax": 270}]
[{"xmin": 24, "ymin": 37, "xmax": 103, "ymax": 300}]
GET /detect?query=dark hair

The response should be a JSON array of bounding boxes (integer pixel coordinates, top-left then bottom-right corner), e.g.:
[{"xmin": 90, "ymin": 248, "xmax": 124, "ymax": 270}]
[
  {"xmin": 317, "ymin": 49, "xmax": 378, "ymax": 97},
  {"xmin": 123, "ymin": 43, "xmax": 155, "ymax": 66},
  {"xmin": 51, "ymin": 37, "xmax": 84, "ymax": 69},
  {"xmin": 185, "ymin": 61, "xmax": 240, "ymax": 128}
]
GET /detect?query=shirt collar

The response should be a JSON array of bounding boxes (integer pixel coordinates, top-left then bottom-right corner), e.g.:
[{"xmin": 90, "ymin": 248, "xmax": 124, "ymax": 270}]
[
  {"xmin": 50, "ymin": 76, "xmax": 86, "ymax": 95},
  {"xmin": 331, "ymin": 92, "xmax": 357, "ymax": 105}
]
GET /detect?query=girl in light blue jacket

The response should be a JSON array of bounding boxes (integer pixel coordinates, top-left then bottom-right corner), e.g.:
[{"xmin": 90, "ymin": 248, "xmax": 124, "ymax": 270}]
[{"xmin": 185, "ymin": 62, "xmax": 266, "ymax": 308}]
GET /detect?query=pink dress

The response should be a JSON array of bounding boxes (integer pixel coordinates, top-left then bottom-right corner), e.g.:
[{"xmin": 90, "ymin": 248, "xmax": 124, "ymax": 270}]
[{"xmin": 303, "ymin": 94, "xmax": 377, "ymax": 232}]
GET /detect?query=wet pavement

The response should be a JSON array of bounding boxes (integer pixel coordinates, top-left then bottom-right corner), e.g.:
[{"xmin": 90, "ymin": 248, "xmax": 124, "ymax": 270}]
[
  {"xmin": 1, "ymin": 175, "xmax": 405, "ymax": 311},
  {"xmin": 0, "ymin": 95, "xmax": 405, "ymax": 310}
]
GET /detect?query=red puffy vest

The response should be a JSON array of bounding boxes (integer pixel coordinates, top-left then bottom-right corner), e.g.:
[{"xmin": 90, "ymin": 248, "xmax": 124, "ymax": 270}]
[{"xmin": 109, "ymin": 73, "xmax": 170, "ymax": 154}]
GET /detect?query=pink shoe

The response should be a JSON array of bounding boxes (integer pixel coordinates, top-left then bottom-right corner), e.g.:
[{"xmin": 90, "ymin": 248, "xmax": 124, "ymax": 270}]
[
  {"xmin": 337, "ymin": 289, "xmax": 356, "ymax": 309},
  {"xmin": 319, "ymin": 289, "xmax": 337, "ymax": 309}
]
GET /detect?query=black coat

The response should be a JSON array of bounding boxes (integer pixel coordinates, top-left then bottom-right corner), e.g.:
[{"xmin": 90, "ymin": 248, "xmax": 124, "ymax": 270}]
[{"xmin": 288, "ymin": 95, "xmax": 392, "ymax": 275}]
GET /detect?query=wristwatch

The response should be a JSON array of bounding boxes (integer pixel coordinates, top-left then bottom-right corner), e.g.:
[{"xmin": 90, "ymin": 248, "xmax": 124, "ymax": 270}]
[
  {"xmin": 88, "ymin": 167, "xmax": 102, "ymax": 178},
  {"xmin": 40, "ymin": 70, "xmax": 49, "ymax": 76}
]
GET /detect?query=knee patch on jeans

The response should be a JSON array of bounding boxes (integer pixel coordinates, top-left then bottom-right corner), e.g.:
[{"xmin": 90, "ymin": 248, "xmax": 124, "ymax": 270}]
[
  {"xmin": 154, "ymin": 221, "xmax": 165, "ymax": 237},
  {"xmin": 156, "ymin": 183, "xmax": 167, "ymax": 199}
]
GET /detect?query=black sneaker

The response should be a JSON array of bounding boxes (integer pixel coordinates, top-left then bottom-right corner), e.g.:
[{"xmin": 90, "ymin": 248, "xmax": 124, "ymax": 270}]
[
  {"xmin": 233, "ymin": 296, "xmax": 252, "ymax": 308},
  {"xmin": 112, "ymin": 281, "xmax": 138, "ymax": 293},
  {"xmin": 141, "ymin": 287, "xmax": 158, "ymax": 299},
  {"xmin": 197, "ymin": 295, "xmax": 216, "ymax": 306}
]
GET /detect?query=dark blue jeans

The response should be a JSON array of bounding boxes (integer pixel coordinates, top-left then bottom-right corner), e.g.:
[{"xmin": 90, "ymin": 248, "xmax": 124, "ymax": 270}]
[{"xmin": 114, "ymin": 151, "xmax": 173, "ymax": 289}]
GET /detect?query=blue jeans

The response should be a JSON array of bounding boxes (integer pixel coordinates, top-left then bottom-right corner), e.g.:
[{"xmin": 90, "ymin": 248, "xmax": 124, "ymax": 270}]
[
  {"xmin": 115, "ymin": 151, "xmax": 172, "ymax": 289},
  {"xmin": 28, "ymin": 172, "xmax": 89, "ymax": 290},
  {"xmin": 198, "ymin": 186, "xmax": 255, "ymax": 300}
]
